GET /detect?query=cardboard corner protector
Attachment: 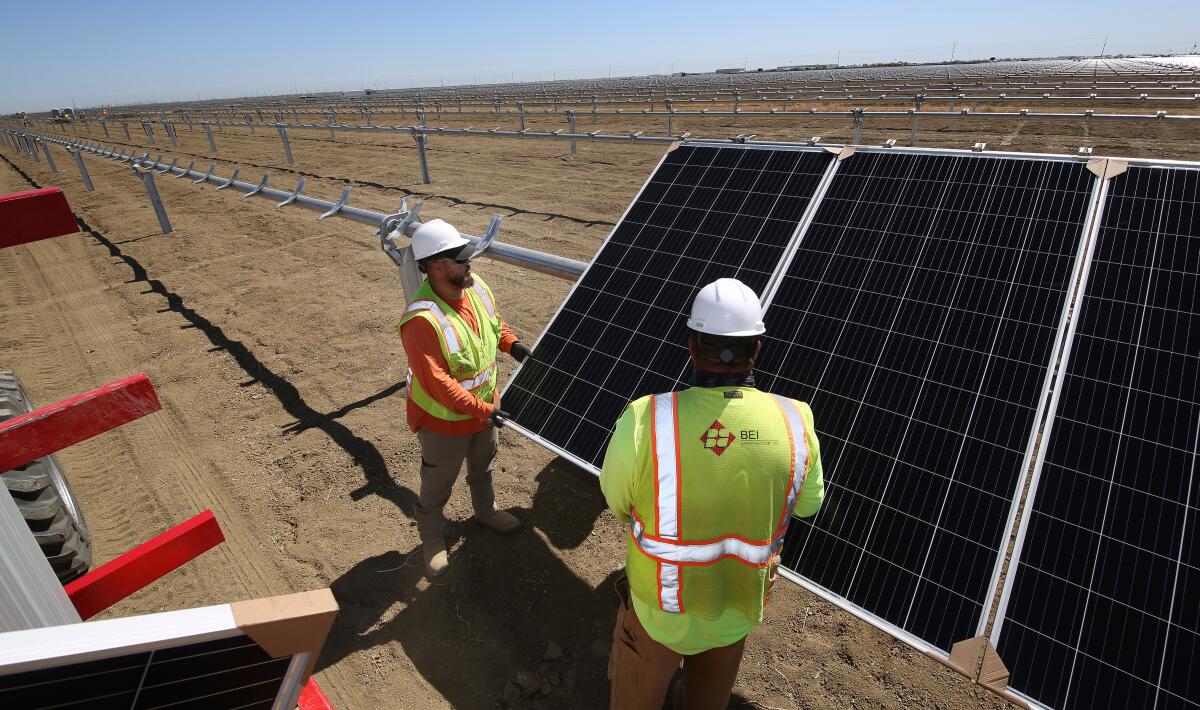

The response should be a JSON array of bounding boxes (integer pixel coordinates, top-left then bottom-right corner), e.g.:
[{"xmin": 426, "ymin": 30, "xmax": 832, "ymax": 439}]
[
  {"xmin": 232, "ymin": 588, "xmax": 338, "ymax": 679},
  {"xmin": 824, "ymin": 145, "xmax": 855, "ymax": 160},
  {"xmin": 1087, "ymin": 157, "xmax": 1129, "ymax": 180},
  {"xmin": 948, "ymin": 635, "xmax": 1011, "ymax": 692}
]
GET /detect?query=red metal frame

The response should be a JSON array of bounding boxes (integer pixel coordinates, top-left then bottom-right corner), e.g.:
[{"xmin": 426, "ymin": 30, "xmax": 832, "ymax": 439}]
[
  {"xmin": 0, "ymin": 187, "xmax": 79, "ymax": 249},
  {"xmin": 299, "ymin": 678, "xmax": 335, "ymax": 710},
  {"xmin": 0, "ymin": 372, "xmax": 160, "ymax": 473},
  {"xmin": 63, "ymin": 510, "xmax": 224, "ymax": 620}
]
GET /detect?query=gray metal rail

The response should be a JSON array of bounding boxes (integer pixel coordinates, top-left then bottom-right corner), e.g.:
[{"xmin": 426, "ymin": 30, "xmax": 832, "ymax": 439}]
[{"xmin": 1, "ymin": 127, "xmax": 588, "ymax": 282}]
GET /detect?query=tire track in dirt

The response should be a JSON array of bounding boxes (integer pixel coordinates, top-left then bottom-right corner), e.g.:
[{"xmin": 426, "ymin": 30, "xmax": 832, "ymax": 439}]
[
  {"xmin": 0, "ymin": 152, "xmax": 275, "ymax": 599},
  {"xmin": 56, "ymin": 135, "xmax": 616, "ymax": 228}
]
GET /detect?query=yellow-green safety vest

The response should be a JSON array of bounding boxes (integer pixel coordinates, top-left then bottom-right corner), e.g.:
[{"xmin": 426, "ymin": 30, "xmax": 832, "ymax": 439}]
[
  {"xmin": 625, "ymin": 387, "xmax": 813, "ymax": 620},
  {"xmin": 397, "ymin": 276, "xmax": 502, "ymax": 421}
]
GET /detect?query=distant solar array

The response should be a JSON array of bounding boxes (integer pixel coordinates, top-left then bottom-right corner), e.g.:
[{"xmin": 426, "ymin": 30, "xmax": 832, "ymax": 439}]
[{"xmin": 503, "ymin": 140, "xmax": 1200, "ymax": 708}]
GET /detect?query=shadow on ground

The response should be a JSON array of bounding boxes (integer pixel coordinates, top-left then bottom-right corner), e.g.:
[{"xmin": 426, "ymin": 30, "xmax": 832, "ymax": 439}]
[{"xmin": 322, "ymin": 457, "xmax": 620, "ymax": 708}]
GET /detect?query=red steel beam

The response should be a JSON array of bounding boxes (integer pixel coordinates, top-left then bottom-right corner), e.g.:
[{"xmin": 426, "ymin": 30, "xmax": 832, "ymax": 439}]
[
  {"xmin": 299, "ymin": 678, "xmax": 335, "ymax": 710},
  {"xmin": 0, "ymin": 372, "xmax": 160, "ymax": 473},
  {"xmin": 0, "ymin": 187, "xmax": 79, "ymax": 249},
  {"xmin": 63, "ymin": 510, "xmax": 225, "ymax": 620}
]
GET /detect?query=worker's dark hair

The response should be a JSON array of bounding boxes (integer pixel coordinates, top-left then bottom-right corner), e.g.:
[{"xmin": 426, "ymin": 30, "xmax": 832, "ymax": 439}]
[{"xmin": 689, "ymin": 331, "xmax": 760, "ymax": 370}]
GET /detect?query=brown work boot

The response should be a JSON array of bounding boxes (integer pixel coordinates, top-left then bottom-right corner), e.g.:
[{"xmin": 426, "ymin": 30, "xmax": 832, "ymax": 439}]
[
  {"xmin": 423, "ymin": 541, "xmax": 449, "ymax": 576},
  {"xmin": 414, "ymin": 504, "xmax": 449, "ymax": 577},
  {"xmin": 473, "ymin": 509, "xmax": 522, "ymax": 534}
]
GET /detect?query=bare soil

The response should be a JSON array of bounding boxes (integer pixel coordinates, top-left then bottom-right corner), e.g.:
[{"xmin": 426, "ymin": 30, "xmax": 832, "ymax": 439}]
[{"xmin": 5, "ymin": 111, "xmax": 1193, "ymax": 709}]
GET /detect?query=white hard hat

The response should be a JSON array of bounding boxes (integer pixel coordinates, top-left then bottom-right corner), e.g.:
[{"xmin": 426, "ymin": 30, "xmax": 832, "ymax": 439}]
[
  {"xmin": 411, "ymin": 218, "xmax": 471, "ymax": 261},
  {"xmin": 686, "ymin": 278, "xmax": 766, "ymax": 336}
]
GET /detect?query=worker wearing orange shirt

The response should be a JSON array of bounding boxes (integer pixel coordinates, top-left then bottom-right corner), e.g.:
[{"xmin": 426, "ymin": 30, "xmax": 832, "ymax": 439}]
[{"xmin": 398, "ymin": 218, "xmax": 533, "ymax": 577}]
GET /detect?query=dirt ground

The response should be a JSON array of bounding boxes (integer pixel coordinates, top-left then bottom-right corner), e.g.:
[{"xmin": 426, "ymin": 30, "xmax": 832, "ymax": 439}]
[{"xmin": 3, "ymin": 109, "xmax": 1194, "ymax": 709}]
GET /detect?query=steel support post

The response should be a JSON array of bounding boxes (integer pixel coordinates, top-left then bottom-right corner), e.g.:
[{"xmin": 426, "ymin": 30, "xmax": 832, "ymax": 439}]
[
  {"xmin": 853, "ymin": 109, "xmax": 865, "ymax": 144},
  {"xmin": 276, "ymin": 125, "xmax": 294, "ymax": 165},
  {"xmin": 666, "ymin": 100, "xmax": 673, "ymax": 136},
  {"xmin": 733, "ymin": 94, "xmax": 740, "ymax": 125},
  {"xmin": 328, "ymin": 121, "xmax": 336, "ymax": 141},
  {"xmin": 184, "ymin": 113, "xmax": 192, "ymax": 130},
  {"xmin": 216, "ymin": 115, "xmax": 223, "ymax": 133},
  {"xmin": 83, "ymin": 119, "xmax": 92, "ymax": 136},
  {"xmin": 291, "ymin": 106, "xmax": 299, "ymax": 123},
  {"xmin": 364, "ymin": 107, "xmax": 372, "ymax": 126},
  {"xmin": 203, "ymin": 123, "xmax": 217, "ymax": 152},
  {"xmin": 142, "ymin": 121, "xmax": 155, "ymax": 144},
  {"xmin": 567, "ymin": 111, "xmax": 577, "ymax": 154},
  {"xmin": 911, "ymin": 96, "xmax": 924, "ymax": 145},
  {"xmin": 592, "ymin": 96, "xmax": 598, "ymax": 123},
  {"xmin": 133, "ymin": 164, "xmax": 172, "ymax": 234},
  {"xmin": 418, "ymin": 109, "xmax": 426, "ymax": 128},
  {"xmin": 412, "ymin": 131, "xmax": 431, "ymax": 184},
  {"xmin": 122, "ymin": 121, "xmax": 131, "ymax": 140},
  {"xmin": 246, "ymin": 114, "xmax": 255, "ymax": 134},
  {"xmin": 39, "ymin": 141, "xmax": 58, "ymax": 172},
  {"xmin": 518, "ymin": 103, "xmax": 525, "ymax": 131},
  {"xmin": 70, "ymin": 150, "xmax": 94, "ymax": 191},
  {"xmin": 165, "ymin": 122, "xmax": 177, "ymax": 147},
  {"xmin": 27, "ymin": 137, "xmax": 40, "ymax": 163},
  {"xmin": 101, "ymin": 121, "xmax": 109, "ymax": 138}
]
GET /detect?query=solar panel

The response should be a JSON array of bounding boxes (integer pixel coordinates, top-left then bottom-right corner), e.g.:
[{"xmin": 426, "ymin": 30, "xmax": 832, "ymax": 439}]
[
  {"xmin": 754, "ymin": 150, "xmax": 1099, "ymax": 653},
  {"xmin": 503, "ymin": 143, "xmax": 836, "ymax": 468},
  {"xmin": 993, "ymin": 164, "xmax": 1200, "ymax": 709},
  {"xmin": 0, "ymin": 589, "xmax": 337, "ymax": 710}
]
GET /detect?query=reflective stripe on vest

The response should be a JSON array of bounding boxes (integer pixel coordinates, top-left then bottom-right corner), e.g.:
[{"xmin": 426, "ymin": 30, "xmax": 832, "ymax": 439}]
[
  {"xmin": 633, "ymin": 392, "xmax": 810, "ymax": 614},
  {"xmin": 406, "ymin": 362, "xmax": 494, "ymax": 392},
  {"xmin": 472, "ymin": 282, "xmax": 496, "ymax": 319},
  {"xmin": 403, "ymin": 300, "xmax": 461, "ymax": 353}
]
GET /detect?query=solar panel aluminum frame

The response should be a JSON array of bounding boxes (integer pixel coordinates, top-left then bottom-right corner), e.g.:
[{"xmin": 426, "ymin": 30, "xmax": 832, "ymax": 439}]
[
  {"xmin": 0, "ymin": 590, "xmax": 336, "ymax": 710},
  {"xmin": 500, "ymin": 140, "xmax": 845, "ymax": 474},
  {"xmin": 755, "ymin": 148, "xmax": 1109, "ymax": 664},
  {"xmin": 984, "ymin": 160, "xmax": 1197, "ymax": 709}
]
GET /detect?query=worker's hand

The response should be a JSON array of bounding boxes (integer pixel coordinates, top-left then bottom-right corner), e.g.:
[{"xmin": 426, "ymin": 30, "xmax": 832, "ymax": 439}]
[
  {"xmin": 490, "ymin": 409, "xmax": 512, "ymax": 429},
  {"xmin": 510, "ymin": 342, "xmax": 534, "ymax": 363}
]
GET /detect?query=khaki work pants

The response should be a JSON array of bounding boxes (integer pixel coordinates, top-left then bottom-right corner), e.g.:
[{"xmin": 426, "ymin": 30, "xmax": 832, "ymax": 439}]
[
  {"xmin": 412, "ymin": 426, "xmax": 499, "ymax": 542},
  {"xmin": 608, "ymin": 576, "xmax": 748, "ymax": 710}
]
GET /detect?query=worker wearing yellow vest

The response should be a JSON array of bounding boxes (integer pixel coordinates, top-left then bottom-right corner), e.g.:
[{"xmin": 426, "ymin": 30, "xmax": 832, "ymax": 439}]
[
  {"xmin": 599, "ymin": 278, "xmax": 824, "ymax": 709},
  {"xmin": 398, "ymin": 218, "xmax": 534, "ymax": 577}
]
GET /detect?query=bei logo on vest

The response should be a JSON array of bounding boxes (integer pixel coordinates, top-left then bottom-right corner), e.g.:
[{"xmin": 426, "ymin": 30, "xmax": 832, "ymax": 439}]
[{"xmin": 700, "ymin": 420, "xmax": 736, "ymax": 456}]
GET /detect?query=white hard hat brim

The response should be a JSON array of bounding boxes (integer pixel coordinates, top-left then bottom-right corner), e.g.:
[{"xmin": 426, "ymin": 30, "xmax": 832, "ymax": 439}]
[{"xmin": 686, "ymin": 318, "xmax": 766, "ymax": 337}]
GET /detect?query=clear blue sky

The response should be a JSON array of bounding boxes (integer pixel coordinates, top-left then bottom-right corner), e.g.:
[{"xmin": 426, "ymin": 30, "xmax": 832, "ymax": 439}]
[{"xmin": 2, "ymin": 0, "xmax": 1197, "ymax": 113}]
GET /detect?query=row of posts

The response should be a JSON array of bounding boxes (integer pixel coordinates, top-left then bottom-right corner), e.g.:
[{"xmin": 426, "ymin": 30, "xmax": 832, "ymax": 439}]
[
  {"xmin": 64, "ymin": 100, "xmax": 946, "ymax": 167},
  {"xmin": 2, "ymin": 131, "xmax": 169, "ymax": 233}
]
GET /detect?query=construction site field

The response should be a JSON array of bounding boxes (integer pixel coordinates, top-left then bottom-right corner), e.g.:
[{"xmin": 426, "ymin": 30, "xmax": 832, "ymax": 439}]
[{"xmin": 3, "ymin": 108, "xmax": 1196, "ymax": 709}]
